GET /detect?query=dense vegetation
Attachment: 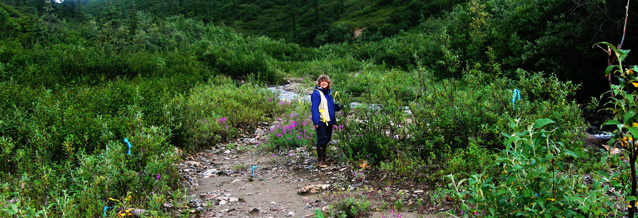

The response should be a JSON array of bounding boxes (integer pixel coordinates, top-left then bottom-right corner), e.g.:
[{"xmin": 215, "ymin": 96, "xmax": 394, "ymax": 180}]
[{"xmin": 0, "ymin": 0, "xmax": 636, "ymax": 216}]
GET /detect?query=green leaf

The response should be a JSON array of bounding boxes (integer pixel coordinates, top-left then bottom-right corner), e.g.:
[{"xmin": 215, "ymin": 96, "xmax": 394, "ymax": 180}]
[
  {"xmin": 605, "ymin": 64, "xmax": 619, "ymax": 76},
  {"xmin": 629, "ymin": 127, "xmax": 638, "ymax": 143},
  {"xmin": 560, "ymin": 150, "xmax": 578, "ymax": 158},
  {"xmin": 624, "ymin": 110, "xmax": 636, "ymax": 124},
  {"xmin": 314, "ymin": 208, "xmax": 325, "ymax": 218},
  {"xmin": 597, "ymin": 170, "xmax": 610, "ymax": 179},
  {"xmin": 594, "ymin": 42, "xmax": 618, "ymax": 53},
  {"xmin": 618, "ymin": 48, "xmax": 630, "ymax": 62},
  {"xmin": 628, "ymin": 94, "xmax": 636, "ymax": 105},
  {"xmin": 533, "ymin": 119, "xmax": 555, "ymax": 129},
  {"xmin": 603, "ymin": 119, "xmax": 621, "ymax": 126},
  {"xmin": 581, "ymin": 205, "xmax": 589, "ymax": 213}
]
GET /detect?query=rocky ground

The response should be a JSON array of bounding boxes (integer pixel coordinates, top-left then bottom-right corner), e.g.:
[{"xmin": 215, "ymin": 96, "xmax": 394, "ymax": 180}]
[
  {"xmin": 170, "ymin": 82, "xmax": 454, "ymax": 218},
  {"xmin": 174, "ymin": 124, "xmax": 453, "ymax": 218}
]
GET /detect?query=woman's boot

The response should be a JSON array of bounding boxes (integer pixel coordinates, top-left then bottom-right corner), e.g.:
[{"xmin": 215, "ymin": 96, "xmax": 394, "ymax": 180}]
[{"xmin": 317, "ymin": 147, "xmax": 327, "ymax": 168}]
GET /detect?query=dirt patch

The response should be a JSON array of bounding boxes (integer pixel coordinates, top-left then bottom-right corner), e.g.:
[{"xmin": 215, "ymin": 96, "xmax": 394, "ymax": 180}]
[{"xmin": 176, "ymin": 138, "xmax": 454, "ymax": 218}]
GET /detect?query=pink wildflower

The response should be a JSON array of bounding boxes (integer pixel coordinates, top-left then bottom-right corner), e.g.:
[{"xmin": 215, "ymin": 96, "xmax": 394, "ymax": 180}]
[{"xmin": 218, "ymin": 117, "xmax": 227, "ymax": 124}]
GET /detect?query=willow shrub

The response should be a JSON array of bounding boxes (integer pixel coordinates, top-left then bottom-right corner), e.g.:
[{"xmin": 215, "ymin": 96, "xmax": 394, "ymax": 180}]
[
  {"xmin": 0, "ymin": 75, "xmax": 282, "ymax": 216},
  {"xmin": 0, "ymin": 82, "xmax": 181, "ymax": 216},
  {"xmin": 0, "ymin": 126, "xmax": 180, "ymax": 217},
  {"xmin": 335, "ymin": 67, "xmax": 584, "ymax": 181},
  {"xmin": 448, "ymin": 119, "xmax": 618, "ymax": 217},
  {"xmin": 170, "ymin": 76, "xmax": 283, "ymax": 150}
]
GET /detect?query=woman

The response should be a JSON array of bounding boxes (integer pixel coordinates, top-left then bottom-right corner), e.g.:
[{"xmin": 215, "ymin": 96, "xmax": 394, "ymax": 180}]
[{"xmin": 311, "ymin": 75, "xmax": 337, "ymax": 168}]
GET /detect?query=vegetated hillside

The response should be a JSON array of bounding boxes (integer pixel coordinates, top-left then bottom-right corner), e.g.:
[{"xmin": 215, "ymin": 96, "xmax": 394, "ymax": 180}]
[
  {"xmin": 43, "ymin": 0, "xmax": 469, "ymax": 46},
  {"xmin": 341, "ymin": 0, "xmax": 638, "ymax": 103},
  {"xmin": 37, "ymin": 0, "xmax": 633, "ymax": 101}
]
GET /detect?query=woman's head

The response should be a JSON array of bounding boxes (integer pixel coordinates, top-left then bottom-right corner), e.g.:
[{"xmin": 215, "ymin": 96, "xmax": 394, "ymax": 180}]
[{"xmin": 316, "ymin": 75, "xmax": 332, "ymax": 90}]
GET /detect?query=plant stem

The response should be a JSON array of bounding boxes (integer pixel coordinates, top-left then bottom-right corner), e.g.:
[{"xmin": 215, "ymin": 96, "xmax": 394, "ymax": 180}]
[{"xmin": 631, "ymin": 149, "xmax": 636, "ymax": 218}]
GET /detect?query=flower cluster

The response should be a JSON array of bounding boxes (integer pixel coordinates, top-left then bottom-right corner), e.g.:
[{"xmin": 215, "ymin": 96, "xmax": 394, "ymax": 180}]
[
  {"xmin": 266, "ymin": 112, "xmax": 314, "ymax": 150},
  {"xmin": 354, "ymin": 171, "xmax": 365, "ymax": 181},
  {"xmin": 381, "ymin": 209, "xmax": 401, "ymax": 218}
]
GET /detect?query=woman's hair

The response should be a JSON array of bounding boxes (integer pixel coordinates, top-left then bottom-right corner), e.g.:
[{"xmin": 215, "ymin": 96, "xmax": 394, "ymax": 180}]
[{"xmin": 316, "ymin": 74, "xmax": 332, "ymax": 90}]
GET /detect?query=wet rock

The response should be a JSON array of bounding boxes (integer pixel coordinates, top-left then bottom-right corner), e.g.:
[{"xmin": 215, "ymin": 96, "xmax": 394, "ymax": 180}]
[
  {"xmin": 583, "ymin": 133, "xmax": 603, "ymax": 149},
  {"xmin": 162, "ymin": 203, "xmax": 174, "ymax": 209},
  {"xmin": 184, "ymin": 161, "xmax": 202, "ymax": 168},
  {"xmin": 201, "ymin": 168, "xmax": 220, "ymax": 178},
  {"xmin": 255, "ymin": 128, "xmax": 265, "ymax": 136},
  {"xmin": 298, "ymin": 184, "xmax": 330, "ymax": 194}
]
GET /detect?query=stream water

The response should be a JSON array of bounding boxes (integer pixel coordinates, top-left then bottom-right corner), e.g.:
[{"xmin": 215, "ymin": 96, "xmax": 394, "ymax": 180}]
[{"xmin": 266, "ymin": 84, "xmax": 310, "ymax": 102}]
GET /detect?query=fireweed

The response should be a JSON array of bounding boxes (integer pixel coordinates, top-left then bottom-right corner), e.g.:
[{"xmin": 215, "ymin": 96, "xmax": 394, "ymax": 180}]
[{"xmin": 265, "ymin": 103, "xmax": 315, "ymax": 150}]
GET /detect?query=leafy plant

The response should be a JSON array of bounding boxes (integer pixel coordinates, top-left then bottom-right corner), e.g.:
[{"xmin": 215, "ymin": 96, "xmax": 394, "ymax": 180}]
[
  {"xmin": 598, "ymin": 41, "xmax": 638, "ymax": 218},
  {"xmin": 448, "ymin": 118, "xmax": 618, "ymax": 217}
]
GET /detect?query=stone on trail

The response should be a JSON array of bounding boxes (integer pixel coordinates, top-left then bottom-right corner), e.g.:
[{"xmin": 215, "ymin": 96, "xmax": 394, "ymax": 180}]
[
  {"xmin": 297, "ymin": 184, "xmax": 330, "ymax": 195},
  {"xmin": 247, "ymin": 208, "xmax": 260, "ymax": 214},
  {"xmin": 254, "ymin": 128, "xmax": 265, "ymax": 136},
  {"xmin": 201, "ymin": 168, "xmax": 220, "ymax": 178},
  {"xmin": 184, "ymin": 161, "xmax": 201, "ymax": 168}
]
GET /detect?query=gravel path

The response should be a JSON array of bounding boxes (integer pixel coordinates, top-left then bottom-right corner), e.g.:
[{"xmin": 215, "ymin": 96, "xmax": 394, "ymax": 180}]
[{"xmin": 174, "ymin": 82, "xmax": 451, "ymax": 218}]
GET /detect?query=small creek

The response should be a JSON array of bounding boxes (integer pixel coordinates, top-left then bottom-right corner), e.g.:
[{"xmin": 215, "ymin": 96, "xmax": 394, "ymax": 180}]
[{"xmin": 267, "ymin": 84, "xmax": 410, "ymax": 113}]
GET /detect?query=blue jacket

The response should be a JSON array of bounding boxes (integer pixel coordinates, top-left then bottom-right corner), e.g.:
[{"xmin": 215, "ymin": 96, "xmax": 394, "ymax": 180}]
[{"xmin": 311, "ymin": 87, "xmax": 336, "ymax": 126}]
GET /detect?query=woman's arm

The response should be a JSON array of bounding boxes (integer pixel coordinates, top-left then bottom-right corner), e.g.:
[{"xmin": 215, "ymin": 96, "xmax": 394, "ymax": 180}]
[{"xmin": 311, "ymin": 90, "xmax": 321, "ymax": 126}]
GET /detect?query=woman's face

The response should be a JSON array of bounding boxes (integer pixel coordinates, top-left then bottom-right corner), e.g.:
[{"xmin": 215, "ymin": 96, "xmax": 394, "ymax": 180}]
[{"xmin": 319, "ymin": 80, "xmax": 329, "ymax": 89}]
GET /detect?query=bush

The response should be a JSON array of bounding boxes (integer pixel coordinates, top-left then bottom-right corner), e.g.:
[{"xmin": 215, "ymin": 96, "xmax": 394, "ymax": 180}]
[
  {"xmin": 195, "ymin": 35, "xmax": 283, "ymax": 83},
  {"xmin": 170, "ymin": 76, "xmax": 282, "ymax": 150},
  {"xmin": 448, "ymin": 118, "xmax": 618, "ymax": 217}
]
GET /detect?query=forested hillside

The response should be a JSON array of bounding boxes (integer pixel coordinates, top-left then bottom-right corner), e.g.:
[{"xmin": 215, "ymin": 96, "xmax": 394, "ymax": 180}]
[
  {"xmin": 11, "ymin": 0, "xmax": 631, "ymax": 98},
  {"xmin": 47, "ymin": 0, "xmax": 466, "ymax": 46},
  {"xmin": 1, "ymin": 0, "xmax": 638, "ymax": 217}
]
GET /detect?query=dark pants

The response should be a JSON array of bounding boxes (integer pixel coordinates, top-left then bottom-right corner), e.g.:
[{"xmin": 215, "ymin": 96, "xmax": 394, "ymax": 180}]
[{"xmin": 315, "ymin": 123, "xmax": 333, "ymax": 148}]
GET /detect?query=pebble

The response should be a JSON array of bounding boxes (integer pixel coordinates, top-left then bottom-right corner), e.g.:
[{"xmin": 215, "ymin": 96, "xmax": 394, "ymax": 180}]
[{"xmin": 248, "ymin": 208, "xmax": 260, "ymax": 214}]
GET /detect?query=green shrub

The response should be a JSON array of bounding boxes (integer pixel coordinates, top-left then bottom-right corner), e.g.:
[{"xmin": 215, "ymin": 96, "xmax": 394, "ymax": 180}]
[
  {"xmin": 448, "ymin": 118, "xmax": 618, "ymax": 217},
  {"xmin": 324, "ymin": 197, "xmax": 371, "ymax": 218},
  {"xmin": 410, "ymin": 69, "xmax": 584, "ymax": 153},
  {"xmin": 170, "ymin": 76, "xmax": 282, "ymax": 149},
  {"xmin": 195, "ymin": 37, "xmax": 282, "ymax": 83}
]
